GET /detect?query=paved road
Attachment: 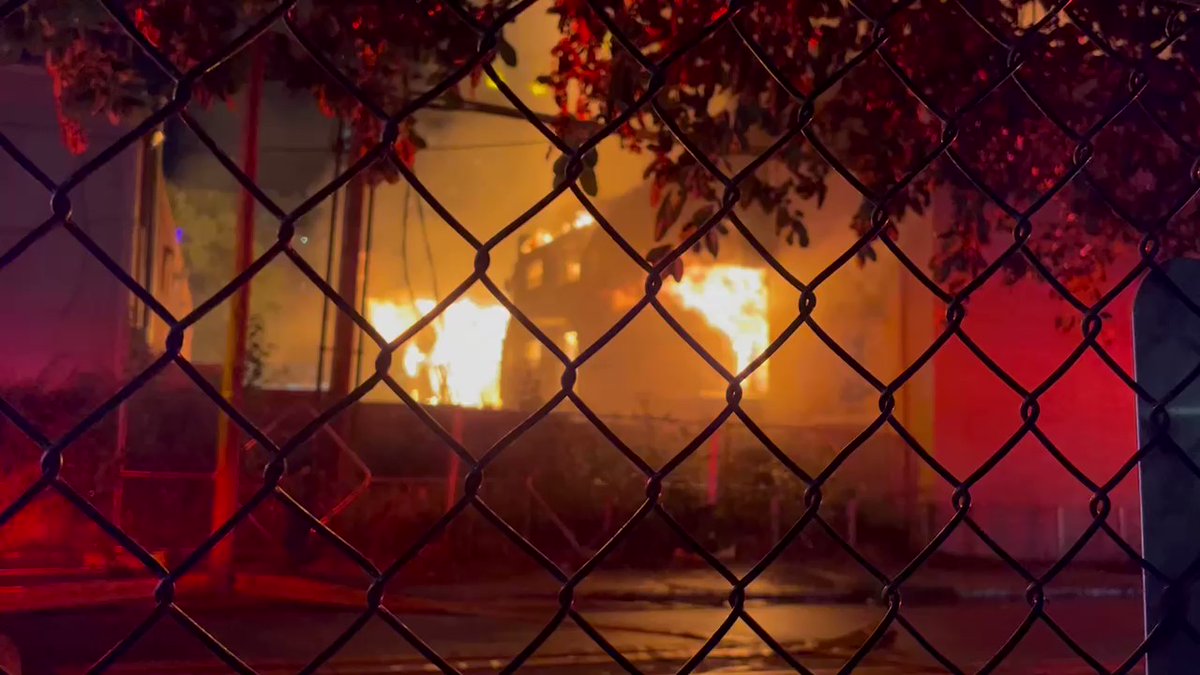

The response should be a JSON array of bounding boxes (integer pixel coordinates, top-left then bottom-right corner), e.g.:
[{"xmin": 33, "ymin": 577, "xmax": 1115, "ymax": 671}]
[{"xmin": 0, "ymin": 598, "xmax": 1144, "ymax": 673}]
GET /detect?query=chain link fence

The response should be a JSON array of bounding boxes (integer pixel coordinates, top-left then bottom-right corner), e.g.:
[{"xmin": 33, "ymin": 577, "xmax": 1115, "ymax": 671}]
[{"xmin": 2, "ymin": 0, "xmax": 1200, "ymax": 672}]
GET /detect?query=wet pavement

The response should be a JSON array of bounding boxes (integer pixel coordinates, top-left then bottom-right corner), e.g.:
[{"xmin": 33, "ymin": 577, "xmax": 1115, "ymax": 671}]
[{"xmin": 0, "ymin": 596, "xmax": 1146, "ymax": 673}]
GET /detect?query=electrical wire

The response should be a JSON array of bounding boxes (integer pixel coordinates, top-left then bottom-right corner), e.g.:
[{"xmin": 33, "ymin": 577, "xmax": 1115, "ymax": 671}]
[
  {"xmin": 416, "ymin": 195, "xmax": 440, "ymax": 303},
  {"xmin": 400, "ymin": 185, "xmax": 417, "ymax": 310}
]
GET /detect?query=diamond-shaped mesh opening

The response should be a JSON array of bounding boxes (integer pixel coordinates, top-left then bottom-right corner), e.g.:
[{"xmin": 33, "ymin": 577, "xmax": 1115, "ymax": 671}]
[
  {"xmin": 957, "ymin": 276, "xmax": 1088, "ymax": 389},
  {"xmin": 185, "ymin": 258, "xmax": 335, "ymax": 400},
  {"xmin": 951, "ymin": 80, "xmax": 1080, "ymax": 216},
  {"xmin": 480, "ymin": 402, "xmax": 647, "ymax": 569},
  {"xmin": 166, "ymin": 111, "xmax": 343, "ymax": 249},
  {"xmin": 883, "ymin": 1, "xmax": 1010, "ymax": 112},
  {"xmin": 378, "ymin": 506, "xmax": 564, "ymax": 662},
  {"xmin": 0, "ymin": 597, "xmax": 199, "ymax": 675},
  {"xmin": 0, "ymin": 226, "xmax": 160, "ymax": 430},
  {"xmin": 355, "ymin": 187, "xmax": 475, "ymax": 307},
  {"xmin": 809, "ymin": 57, "xmax": 945, "ymax": 199},
  {"xmin": 1038, "ymin": 348, "xmax": 1140, "ymax": 482},
  {"xmin": 967, "ymin": 435, "xmax": 1095, "ymax": 569},
  {"xmin": 411, "ymin": 127, "xmax": 566, "ymax": 244},
  {"xmin": 576, "ymin": 307, "xmax": 728, "ymax": 434},
  {"xmin": 0, "ymin": 486, "xmax": 148, "ymax": 576},
  {"xmin": 1088, "ymin": 104, "xmax": 1198, "ymax": 225}
]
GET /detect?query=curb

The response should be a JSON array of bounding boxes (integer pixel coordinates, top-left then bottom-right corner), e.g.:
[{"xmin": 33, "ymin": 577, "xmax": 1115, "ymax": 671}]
[
  {"xmin": 93, "ymin": 630, "xmax": 907, "ymax": 674},
  {"xmin": 3, "ymin": 575, "xmax": 1140, "ymax": 617},
  {"xmin": 415, "ymin": 584, "xmax": 1141, "ymax": 608}
]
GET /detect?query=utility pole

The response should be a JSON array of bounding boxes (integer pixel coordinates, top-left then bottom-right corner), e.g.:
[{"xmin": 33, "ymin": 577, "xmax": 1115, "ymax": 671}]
[
  {"xmin": 327, "ymin": 174, "xmax": 367, "ymax": 405},
  {"xmin": 211, "ymin": 42, "xmax": 265, "ymax": 593},
  {"xmin": 322, "ymin": 165, "xmax": 368, "ymax": 496}
]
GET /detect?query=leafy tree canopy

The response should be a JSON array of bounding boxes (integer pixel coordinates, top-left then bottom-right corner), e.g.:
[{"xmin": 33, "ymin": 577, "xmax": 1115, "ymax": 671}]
[{"xmin": 4, "ymin": 0, "xmax": 1199, "ymax": 299}]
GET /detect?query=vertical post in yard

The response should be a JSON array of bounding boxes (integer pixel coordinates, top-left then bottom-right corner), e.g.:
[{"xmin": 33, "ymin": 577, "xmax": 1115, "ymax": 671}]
[
  {"xmin": 1135, "ymin": 258, "xmax": 1200, "ymax": 674},
  {"xmin": 211, "ymin": 44, "xmax": 265, "ymax": 592},
  {"xmin": 769, "ymin": 495, "xmax": 781, "ymax": 545},
  {"xmin": 323, "ymin": 173, "xmax": 366, "ymax": 501},
  {"xmin": 314, "ymin": 122, "xmax": 345, "ymax": 396},
  {"xmin": 1055, "ymin": 505, "xmax": 1068, "ymax": 558},
  {"xmin": 354, "ymin": 185, "xmax": 377, "ymax": 386},
  {"xmin": 707, "ymin": 426, "xmax": 721, "ymax": 507},
  {"xmin": 446, "ymin": 407, "xmax": 465, "ymax": 511},
  {"xmin": 328, "ymin": 175, "xmax": 366, "ymax": 404},
  {"xmin": 847, "ymin": 496, "xmax": 859, "ymax": 549}
]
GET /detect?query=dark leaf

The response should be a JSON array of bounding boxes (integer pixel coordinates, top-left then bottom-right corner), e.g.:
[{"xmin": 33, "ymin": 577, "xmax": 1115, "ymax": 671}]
[
  {"xmin": 668, "ymin": 257, "xmax": 685, "ymax": 282},
  {"xmin": 646, "ymin": 244, "xmax": 673, "ymax": 263},
  {"xmin": 687, "ymin": 205, "xmax": 716, "ymax": 234},
  {"xmin": 584, "ymin": 149, "xmax": 599, "ymax": 167},
  {"xmin": 442, "ymin": 87, "xmax": 465, "ymax": 108},
  {"xmin": 553, "ymin": 155, "xmax": 567, "ymax": 188},
  {"xmin": 775, "ymin": 206, "xmax": 789, "ymax": 233},
  {"xmin": 975, "ymin": 217, "xmax": 990, "ymax": 245},
  {"xmin": 735, "ymin": 129, "xmax": 750, "ymax": 152},
  {"xmin": 795, "ymin": 220, "xmax": 810, "ymax": 247},
  {"xmin": 736, "ymin": 102, "xmax": 761, "ymax": 131},
  {"xmin": 1005, "ymin": 256, "xmax": 1029, "ymax": 281},
  {"xmin": 655, "ymin": 190, "xmax": 686, "ymax": 240},
  {"xmin": 580, "ymin": 167, "xmax": 599, "ymax": 196},
  {"xmin": 739, "ymin": 181, "xmax": 755, "ymax": 208},
  {"xmin": 655, "ymin": 194, "xmax": 672, "ymax": 240},
  {"xmin": 497, "ymin": 34, "xmax": 518, "ymax": 67}
]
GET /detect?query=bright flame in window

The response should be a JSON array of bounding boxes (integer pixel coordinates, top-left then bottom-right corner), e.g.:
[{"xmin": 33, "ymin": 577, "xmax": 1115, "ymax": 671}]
[
  {"xmin": 368, "ymin": 297, "xmax": 511, "ymax": 409},
  {"xmin": 666, "ymin": 265, "xmax": 769, "ymax": 393},
  {"xmin": 563, "ymin": 330, "xmax": 580, "ymax": 360},
  {"xmin": 520, "ymin": 211, "xmax": 597, "ymax": 254}
]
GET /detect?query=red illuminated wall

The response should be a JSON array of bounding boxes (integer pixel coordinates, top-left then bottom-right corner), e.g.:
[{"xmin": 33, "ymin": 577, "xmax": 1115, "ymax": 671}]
[{"xmin": 930, "ymin": 253, "xmax": 1140, "ymax": 562}]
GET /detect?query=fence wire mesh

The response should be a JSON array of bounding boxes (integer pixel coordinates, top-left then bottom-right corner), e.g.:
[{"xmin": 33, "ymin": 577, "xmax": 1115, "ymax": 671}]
[{"xmin": 1, "ymin": 0, "xmax": 1200, "ymax": 672}]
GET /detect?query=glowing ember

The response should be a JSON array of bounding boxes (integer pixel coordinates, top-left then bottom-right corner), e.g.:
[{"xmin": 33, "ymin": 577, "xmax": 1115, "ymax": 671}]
[
  {"xmin": 368, "ymin": 297, "xmax": 511, "ymax": 408},
  {"xmin": 666, "ymin": 265, "xmax": 769, "ymax": 393}
]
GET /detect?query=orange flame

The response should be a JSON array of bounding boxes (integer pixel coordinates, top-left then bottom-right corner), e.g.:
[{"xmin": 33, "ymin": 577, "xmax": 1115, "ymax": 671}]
[
  {"xmin": 666, "ymin": 265, "xmax": 769, "ymax": 394},
  {"xmin": 368, "ymin": 298, "xmax": 511, "ymax": 408},
  {"xmin": 520, "ymin": 211, "xmax": 596, "ymax": 254}
]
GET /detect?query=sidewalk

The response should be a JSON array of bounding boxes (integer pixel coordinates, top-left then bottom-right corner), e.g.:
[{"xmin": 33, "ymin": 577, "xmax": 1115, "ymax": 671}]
[
  {"xmin": 402, "ymin": 562, "xmax": 1141, "ymax": 608},
  {"xmin": 0, "ymin": 559, "xmax": 1140, "ymax": 616}
]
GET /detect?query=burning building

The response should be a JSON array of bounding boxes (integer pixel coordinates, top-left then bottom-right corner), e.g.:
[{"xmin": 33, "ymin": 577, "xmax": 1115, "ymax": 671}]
[{"xmin": 501, "ymin": 211, "xmax": 777, "ymax": 420}]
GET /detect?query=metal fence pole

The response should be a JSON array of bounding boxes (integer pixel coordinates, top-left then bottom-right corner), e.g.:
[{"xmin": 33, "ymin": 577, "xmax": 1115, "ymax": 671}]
[
  {"xmin": 210, "ymin": 43, "xmax": 265, "ymax": 592},
  {"xmin": 1135, "ymin": 259, "xmax": 1200, "ymax": 674}
]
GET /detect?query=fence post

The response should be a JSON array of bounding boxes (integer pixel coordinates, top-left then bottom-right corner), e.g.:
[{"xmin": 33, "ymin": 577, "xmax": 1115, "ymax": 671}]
[
  {"xmin": 1055, "ymin": 505, "xmax": 1068, "ymax": 559},
  {"xmin": 707, "ymin": 426, "xmax": 722, "ymax": 507},
  {"xmin": 846, "ymin": 496, "xmax": 859, "ymax": 550},
  {"xmin": 1134, "ymin": 258, "xmax": 1200, "ymax": 673},
  {"xmin": 445, "ymin": 407, "xmax": 464, "ymax": 511},
  {"xmin": 769, "ymin": 494, "xmax": 781, "ymax": 546}
]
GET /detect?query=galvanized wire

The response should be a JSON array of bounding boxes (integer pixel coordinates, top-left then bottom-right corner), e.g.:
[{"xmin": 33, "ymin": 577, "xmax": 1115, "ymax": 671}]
[{"xmin": 1, "ymin": 0, "xmax": 1199, "ymax": 673}]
